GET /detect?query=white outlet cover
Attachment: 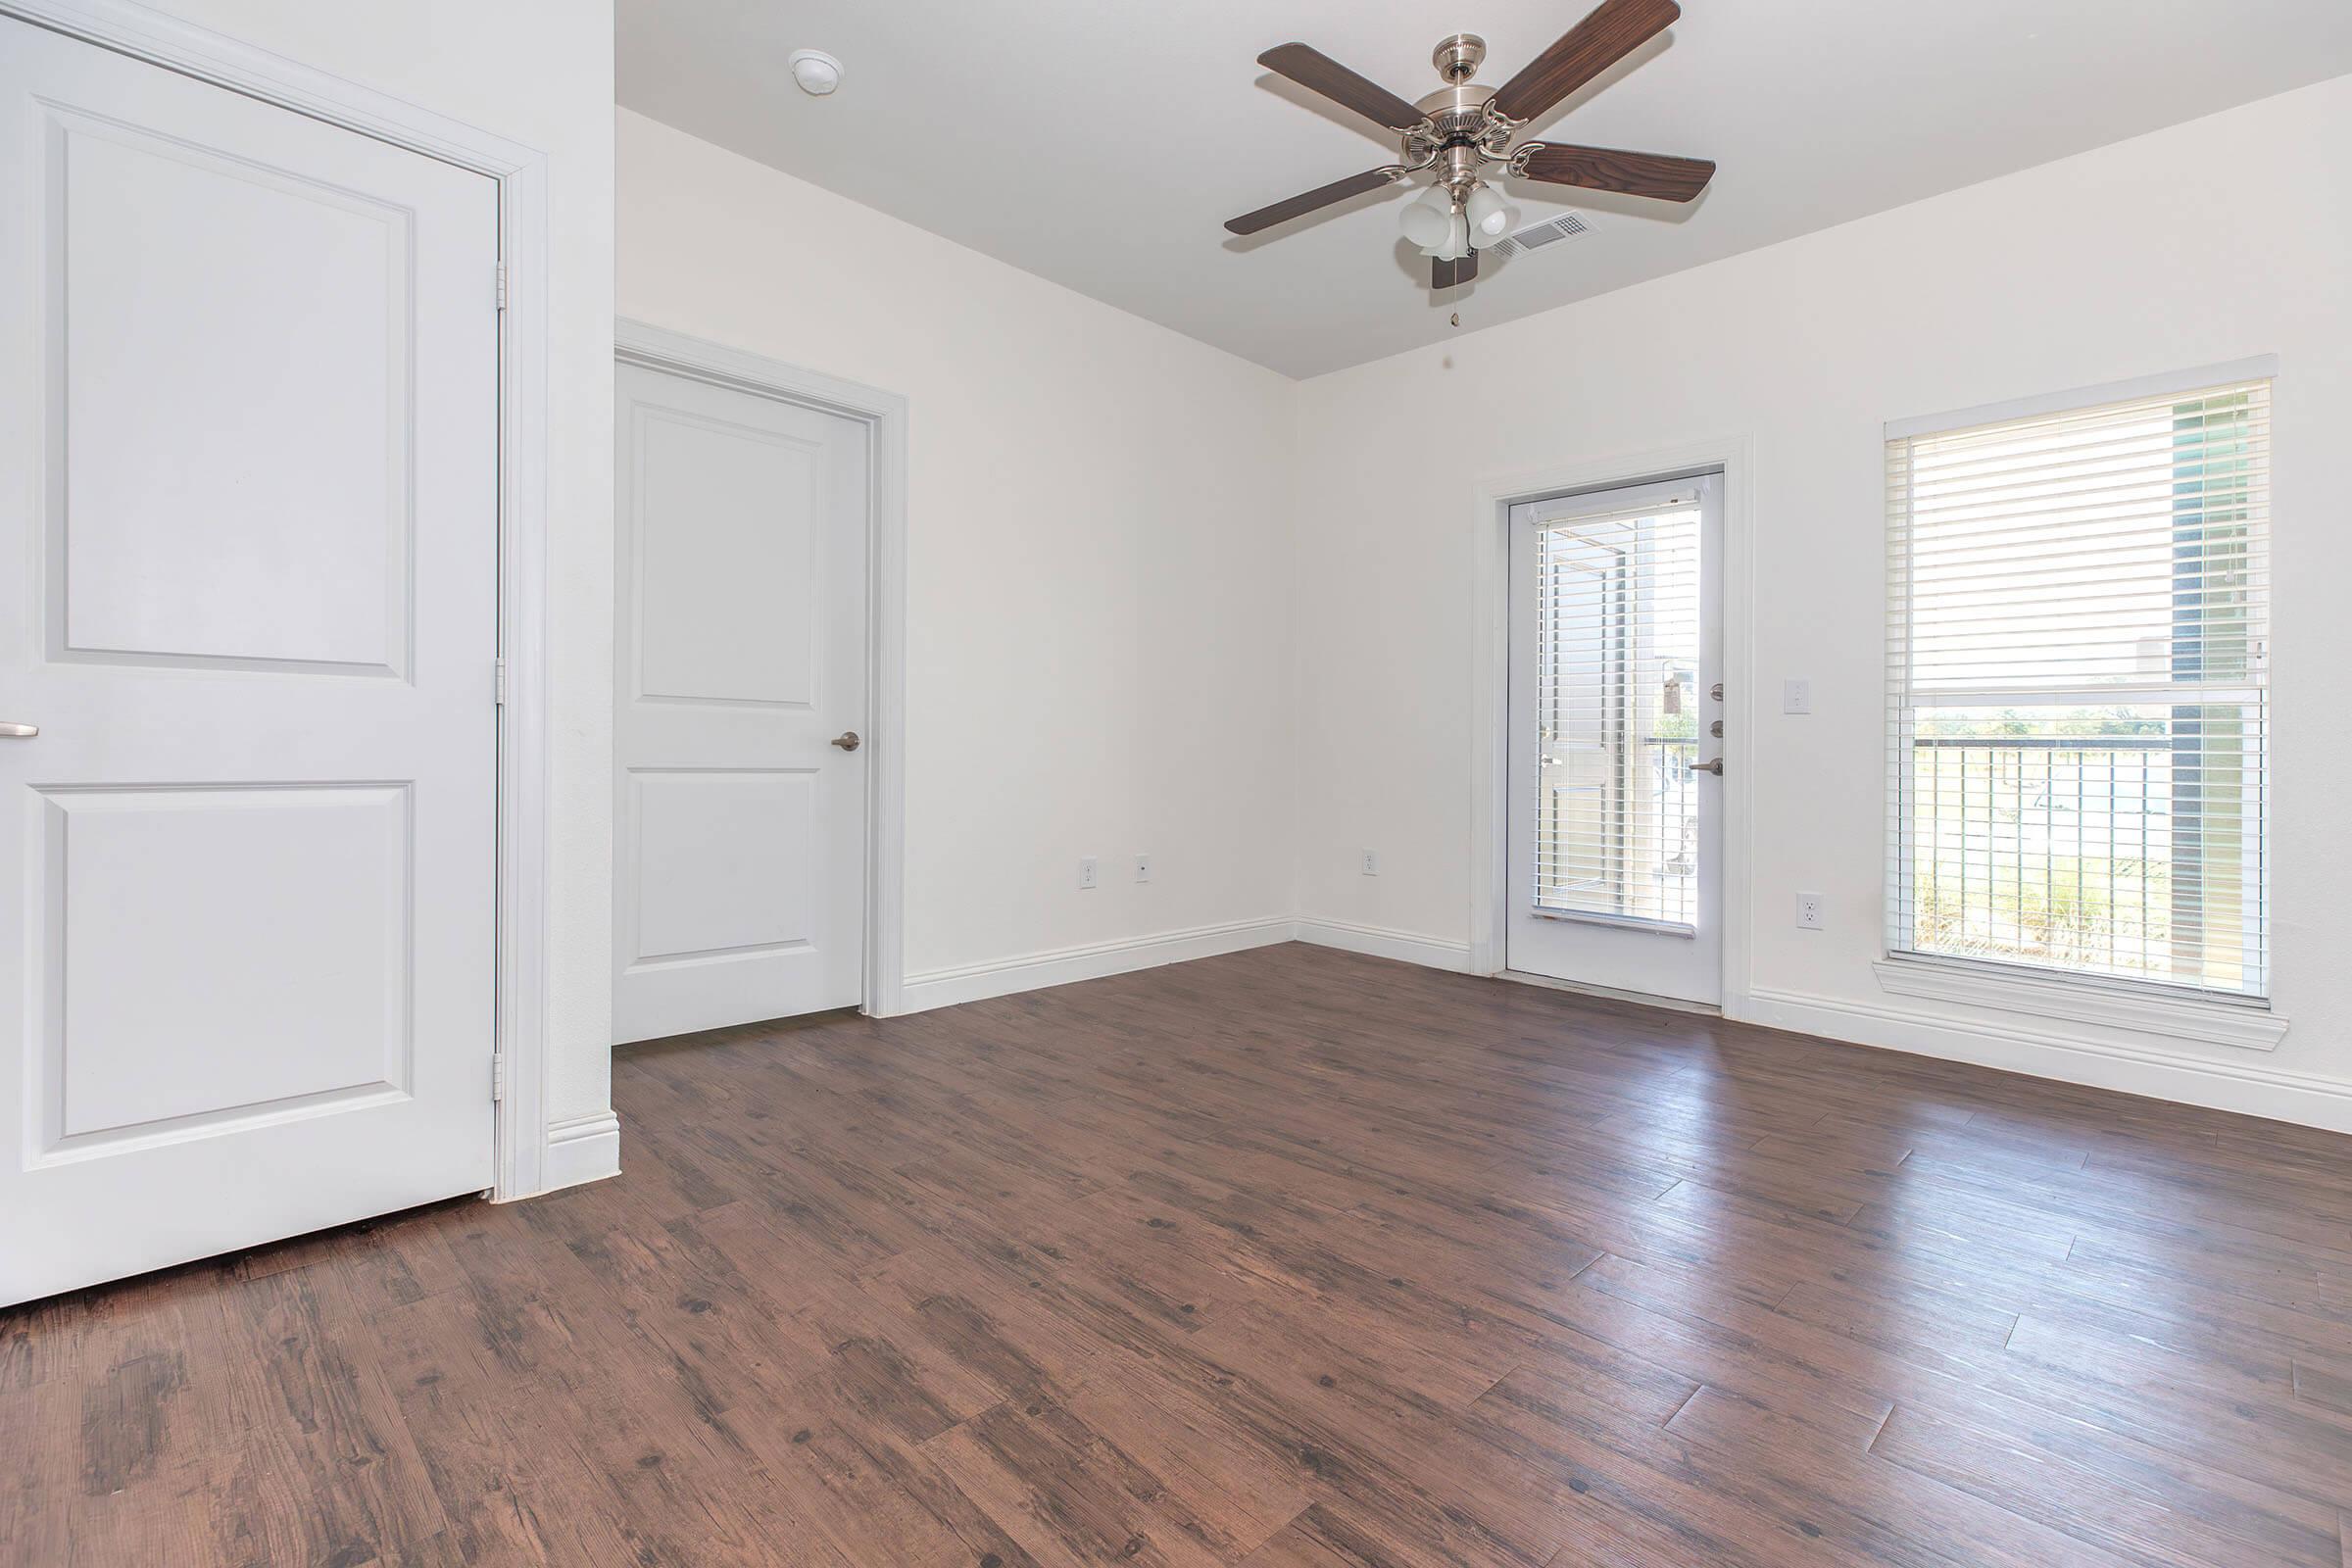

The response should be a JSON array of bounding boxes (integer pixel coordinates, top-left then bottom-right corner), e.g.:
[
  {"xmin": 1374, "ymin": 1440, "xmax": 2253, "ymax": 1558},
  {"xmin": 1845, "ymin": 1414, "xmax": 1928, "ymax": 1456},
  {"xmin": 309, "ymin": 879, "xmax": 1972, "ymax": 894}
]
[
  {"xmin": 1078, "ymin": 856, "xmax": 1098, "ymax": 889},
  {"xmin": 1795, "ymin": 891, "xmax": 1825, "ymax": 929},
  {"xmin": 1134, "ymin": 855, "xmax": 1152, "ymax": 883},
  {"xmin": 1784, "ymin": 678, "xmax": 1812, "ymax": 714},
  {"xmin": 1361, "ymin": 849, "xmax": 1380, "ymax": 876}
]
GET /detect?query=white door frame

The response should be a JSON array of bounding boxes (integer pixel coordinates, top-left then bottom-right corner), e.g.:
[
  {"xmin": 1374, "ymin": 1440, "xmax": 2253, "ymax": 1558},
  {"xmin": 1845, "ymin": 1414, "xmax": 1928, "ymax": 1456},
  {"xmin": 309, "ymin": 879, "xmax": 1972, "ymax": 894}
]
[
  {"xmin": 614, "ymin": 318, "xmax": 909, "ymax": 1019},
  {"xmin": 0, "ymin": 0, "xmax": 561, "ymax": 1198},
  {"xmin": 1470, "ymin": 436, "xmax": 1756, "ymax": 1015}
]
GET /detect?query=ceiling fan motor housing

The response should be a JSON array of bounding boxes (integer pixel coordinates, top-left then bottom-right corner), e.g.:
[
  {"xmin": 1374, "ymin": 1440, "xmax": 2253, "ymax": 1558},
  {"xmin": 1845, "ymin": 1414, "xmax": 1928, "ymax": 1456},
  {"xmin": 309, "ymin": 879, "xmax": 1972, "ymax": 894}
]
[
  {"xmin": 1415, "ymin": 80, "xmax": 1500, "ymax": 148},
  {"xmin": 1411, "ymin": 33, "xmax": 1514, "ymax": 203}
]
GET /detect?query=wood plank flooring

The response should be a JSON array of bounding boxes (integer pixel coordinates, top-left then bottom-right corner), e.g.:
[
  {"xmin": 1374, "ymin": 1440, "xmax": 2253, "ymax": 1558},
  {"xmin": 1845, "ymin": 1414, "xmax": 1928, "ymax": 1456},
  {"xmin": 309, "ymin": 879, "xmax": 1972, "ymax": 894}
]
[{"xmin": 8, "ymin": 941, "xmax": 2352, "ymax": 1565}]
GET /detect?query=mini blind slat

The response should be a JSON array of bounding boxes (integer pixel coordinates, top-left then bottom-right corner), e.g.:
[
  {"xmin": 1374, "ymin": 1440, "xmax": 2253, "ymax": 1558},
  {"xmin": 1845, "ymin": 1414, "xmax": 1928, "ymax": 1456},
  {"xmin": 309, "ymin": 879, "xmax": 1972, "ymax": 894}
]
[{"xmin": 1886, "ymin": 379, "xmax": 2270, "ymax": 1001}]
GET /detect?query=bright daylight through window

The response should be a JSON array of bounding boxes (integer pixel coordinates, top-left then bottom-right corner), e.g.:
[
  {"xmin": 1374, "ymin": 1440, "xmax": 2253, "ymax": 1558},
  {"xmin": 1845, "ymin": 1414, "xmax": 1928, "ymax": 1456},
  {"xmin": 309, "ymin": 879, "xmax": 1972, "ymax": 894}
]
[
  {"xmin": 1534, "ymin": 493, "xmax": 1702, "ymax": 931},
  {"xmin": 1886, "ymin": 377, "xmax": 2271, "ymax": 1001}
]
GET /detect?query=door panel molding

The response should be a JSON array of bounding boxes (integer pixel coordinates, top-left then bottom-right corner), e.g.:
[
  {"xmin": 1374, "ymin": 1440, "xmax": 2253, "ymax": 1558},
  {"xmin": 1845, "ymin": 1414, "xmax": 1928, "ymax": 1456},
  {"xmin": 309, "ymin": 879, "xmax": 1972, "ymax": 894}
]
[
  {"xmin": 0, "ymin": 0, "xmax": 561, "ymax": 1200},
  {"xmin": 614, "ymin": 318, "xmax": 910, "ymax": 1020},
  {"xmin": 1469, "ymin": 437, "xmax": 1756, "ymax": 1012}
]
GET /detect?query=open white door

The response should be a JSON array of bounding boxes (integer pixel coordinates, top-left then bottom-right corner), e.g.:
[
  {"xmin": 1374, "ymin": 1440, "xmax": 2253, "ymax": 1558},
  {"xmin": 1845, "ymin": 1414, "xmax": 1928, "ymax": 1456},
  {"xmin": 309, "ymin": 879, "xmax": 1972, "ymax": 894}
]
[
  {"xmin": 613, "ymin": 361, "xmax": 869, "ymax": 1043},
  {"xmin": 0, "ymin": 21, "xmax": 501, "ymax": 1304},
  {"xmin": 1506, "ymin": 473, "xmax": 1725, "ymax": 1005}
]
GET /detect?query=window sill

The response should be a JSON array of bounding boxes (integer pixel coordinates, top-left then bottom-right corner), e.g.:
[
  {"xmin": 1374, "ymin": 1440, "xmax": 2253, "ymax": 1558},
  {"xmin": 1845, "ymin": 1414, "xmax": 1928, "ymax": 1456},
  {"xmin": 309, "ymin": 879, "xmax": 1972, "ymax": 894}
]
[{"xmin": 1871, "ymin": 956, "xmax": 2287, "ymax": 1053}]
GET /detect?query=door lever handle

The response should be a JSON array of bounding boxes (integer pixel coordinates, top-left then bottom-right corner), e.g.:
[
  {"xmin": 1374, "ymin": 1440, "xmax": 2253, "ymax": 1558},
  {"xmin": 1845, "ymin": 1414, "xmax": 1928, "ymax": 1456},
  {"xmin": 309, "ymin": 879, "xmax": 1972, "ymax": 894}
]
[
  {"xmin": 0, "ymin": 722, "xmax": 36, "ymax": 738},
  {"xmin": 1690, "ymin": 757, "xmax": 1724, "ymax": 775},
  {"xmin": 829, "ymin": 731, "xmax": 860, "ymax": 752}
]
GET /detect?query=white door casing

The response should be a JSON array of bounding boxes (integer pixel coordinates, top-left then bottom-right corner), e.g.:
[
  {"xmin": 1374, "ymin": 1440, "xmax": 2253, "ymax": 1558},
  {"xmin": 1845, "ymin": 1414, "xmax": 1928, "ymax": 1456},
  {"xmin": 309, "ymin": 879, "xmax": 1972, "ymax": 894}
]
[
  {"xmin": 613, "ymin": 361, "xmax": 870, "ymax": 1042},
  {"xmin": 1506, "ymin": 472, "xmax": 1726, "ymax": 1005},
  {"xmin": 0, "ymin": 19, "xmax": 502, "ymax": 1303}
]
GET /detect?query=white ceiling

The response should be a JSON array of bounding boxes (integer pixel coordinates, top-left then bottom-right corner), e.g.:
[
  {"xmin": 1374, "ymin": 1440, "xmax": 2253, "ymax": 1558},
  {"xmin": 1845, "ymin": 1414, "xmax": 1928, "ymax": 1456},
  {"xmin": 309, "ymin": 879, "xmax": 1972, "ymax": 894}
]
[{"xmin": 616, "ymin": 1, "xmax": 2352, "ymax": 379}]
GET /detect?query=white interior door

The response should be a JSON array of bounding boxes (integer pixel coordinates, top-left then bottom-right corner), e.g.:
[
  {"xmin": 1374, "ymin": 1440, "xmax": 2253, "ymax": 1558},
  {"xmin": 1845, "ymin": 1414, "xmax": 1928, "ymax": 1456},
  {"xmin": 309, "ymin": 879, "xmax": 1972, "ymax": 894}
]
[
  {"xmin": 613, "ymin": 361, "xmax": 868, "ymax": 1043},
  {"xmin": 0, "ymin": 21, "xmax": 501, "ymax": 1304},
  {"xmin": 1506, "ymin": 472, "xmax": 1725, "ymax": 1004}
]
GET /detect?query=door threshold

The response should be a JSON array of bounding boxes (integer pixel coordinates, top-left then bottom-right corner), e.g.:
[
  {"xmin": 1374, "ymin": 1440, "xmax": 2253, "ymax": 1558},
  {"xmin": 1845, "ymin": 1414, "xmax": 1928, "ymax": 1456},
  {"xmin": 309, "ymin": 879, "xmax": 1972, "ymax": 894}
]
[{"xmin": 1496, "ymin": 968, "xmax": 1722, "ymax": 1017}]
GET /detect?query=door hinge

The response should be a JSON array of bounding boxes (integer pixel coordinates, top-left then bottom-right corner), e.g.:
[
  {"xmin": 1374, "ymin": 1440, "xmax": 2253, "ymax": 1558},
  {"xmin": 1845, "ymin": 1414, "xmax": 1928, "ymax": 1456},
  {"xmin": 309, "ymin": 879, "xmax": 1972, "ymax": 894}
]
[
  {"xmin": 492, "ymin": 1053, "xmax": 509, "ymax": 1102},
  {"xmin": 495, "ymin": 264, "xmax": 509, "ymax": 313},
  {"xmin": 494, "ymin": 657, "xmax": 508, "ymax": 707}
]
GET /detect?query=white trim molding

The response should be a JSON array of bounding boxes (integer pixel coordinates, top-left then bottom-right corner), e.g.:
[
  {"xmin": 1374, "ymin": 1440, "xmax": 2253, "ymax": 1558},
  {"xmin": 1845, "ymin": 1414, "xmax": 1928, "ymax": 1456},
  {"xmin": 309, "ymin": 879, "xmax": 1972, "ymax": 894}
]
[
  {"xmin": 1294, "ymin": 919, "xmax": 1475, "ymax": 973},
  {"xmin": 1467, "ymin": 435, "xmax": 1757, "ymax": 996},
  {"xmin": 900, "ymin": 918, "xmax": 1295, "ymax": 1013},
  {"xmin": 1885, "ymin": 354, "xmax": 2282, "ymax": 442},
  {"xmin": 543, "ymin": 1112, "xmax": 621, "ymax": 1190},
  {"xmin": 612, "ymin": 318, "xmax": 911, "ymax": 1019},
  {"xmin": 1747, "ymin": 984, "xmax": 2349, "ymax": 1134},
  {"xmin": 0, "ymin": 0, "xmax": 562, "ymax": 1203},
  {"xmin": 1870, "ymin": 956, "xmax": 2286, "ymax": 1051}
]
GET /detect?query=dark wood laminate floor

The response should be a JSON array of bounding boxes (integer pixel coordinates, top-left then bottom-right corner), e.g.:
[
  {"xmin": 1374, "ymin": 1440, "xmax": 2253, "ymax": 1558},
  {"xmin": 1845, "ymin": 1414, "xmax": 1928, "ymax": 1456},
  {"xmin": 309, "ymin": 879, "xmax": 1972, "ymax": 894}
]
[{"xmin": 9, "ymin": 944, "xmax": 2352, "ymax": 1566}]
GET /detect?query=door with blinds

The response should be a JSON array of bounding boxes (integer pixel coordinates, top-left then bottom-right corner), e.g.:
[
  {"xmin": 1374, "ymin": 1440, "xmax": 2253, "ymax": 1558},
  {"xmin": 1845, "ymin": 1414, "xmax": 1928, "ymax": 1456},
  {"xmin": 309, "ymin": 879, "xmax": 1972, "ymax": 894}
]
[{"xmin": 1506, "ymin": 473, "xmax": 1725, "ymax": 1004}]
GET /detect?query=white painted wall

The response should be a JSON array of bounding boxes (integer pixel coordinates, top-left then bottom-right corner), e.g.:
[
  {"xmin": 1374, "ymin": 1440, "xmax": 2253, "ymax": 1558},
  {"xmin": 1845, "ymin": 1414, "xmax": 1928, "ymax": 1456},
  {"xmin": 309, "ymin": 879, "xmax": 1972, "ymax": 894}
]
[
  {"xmin": 1293, "ymin": 76, "xmax": 2352, "ymax": 1127},
  {"xmin": 617, "ymin": 111, "xmax": 1298, "ymax": 1003},
  {"xmin": 135, "ymin": 1, "xmax": 617, "ymax": 1137}
]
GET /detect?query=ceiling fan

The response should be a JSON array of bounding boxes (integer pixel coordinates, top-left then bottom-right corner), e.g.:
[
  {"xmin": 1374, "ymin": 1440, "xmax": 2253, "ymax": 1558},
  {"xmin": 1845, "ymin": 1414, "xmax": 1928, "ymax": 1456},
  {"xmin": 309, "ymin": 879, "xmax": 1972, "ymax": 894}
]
[{"xmin": 1225, "ymin": 0, "xmax": 1715, "ymax": 288}]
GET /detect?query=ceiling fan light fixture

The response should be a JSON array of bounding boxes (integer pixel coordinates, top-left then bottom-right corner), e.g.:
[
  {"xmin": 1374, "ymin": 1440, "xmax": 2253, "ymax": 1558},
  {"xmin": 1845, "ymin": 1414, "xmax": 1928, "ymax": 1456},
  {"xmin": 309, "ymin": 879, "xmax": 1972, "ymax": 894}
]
[
  {"xmin": 1398, "ymin": 184, "xmax": 1454, "ymax": 249},
  {"xmin": 1428, "ymin": 211, "xmax": 1471, "ymax": 261},
  {"xmin": 1465, "ymin": 184, "xmax": 1519, "ymax": 247}
]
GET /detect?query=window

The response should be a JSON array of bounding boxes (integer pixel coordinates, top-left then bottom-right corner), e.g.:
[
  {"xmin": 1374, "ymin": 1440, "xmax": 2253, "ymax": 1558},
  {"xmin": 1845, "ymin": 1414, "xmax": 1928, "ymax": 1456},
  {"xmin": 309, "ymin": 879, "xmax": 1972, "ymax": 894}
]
[
  {"xmin": 1886, "ymin": 373, "xmax": 2270, "ymax": 1002},
  {"xmin": 1532, "ymin": 489, "xmax": 1703, "ymax": 930}
]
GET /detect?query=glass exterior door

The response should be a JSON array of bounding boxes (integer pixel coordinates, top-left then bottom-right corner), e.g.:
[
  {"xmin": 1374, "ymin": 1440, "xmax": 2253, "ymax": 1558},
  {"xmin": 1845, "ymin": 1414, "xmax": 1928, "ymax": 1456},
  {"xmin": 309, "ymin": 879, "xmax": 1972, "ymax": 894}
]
[{"xmin": 1506, "ymin": 473, "xmax": 1723, "ymax": 1004}]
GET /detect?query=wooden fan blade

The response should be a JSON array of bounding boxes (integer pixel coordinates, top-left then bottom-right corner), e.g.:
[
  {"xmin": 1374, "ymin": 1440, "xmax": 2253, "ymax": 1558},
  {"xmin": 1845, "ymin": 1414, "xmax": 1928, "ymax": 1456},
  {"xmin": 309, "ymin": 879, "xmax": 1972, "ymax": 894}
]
[
  {"xmin": 1490, "ymin": 0, "xmax": 1681, "ymax": 124},
  {"xmin": 1432, "ymin": 249, "xmax": 1480, "ymax": 288},
  {"xmin": 1515, "ymin": 143, "xmax": 1715, "ymax": 201},
  {"xmin": 1225, "ymin": 167, "xmax": 1398, "ymax": 235},
  {"xmin": 1257, "ymin": 42, "xmax": 1428, "ymax": 132}
]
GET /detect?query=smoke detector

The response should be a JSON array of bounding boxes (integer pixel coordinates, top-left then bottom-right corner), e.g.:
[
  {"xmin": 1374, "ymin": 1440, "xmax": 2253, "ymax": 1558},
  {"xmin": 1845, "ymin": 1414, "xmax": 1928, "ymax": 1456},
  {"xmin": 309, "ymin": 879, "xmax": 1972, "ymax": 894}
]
[{"xmin": 789, "ymin": 49, "xmax": 843, "ymax": 96}]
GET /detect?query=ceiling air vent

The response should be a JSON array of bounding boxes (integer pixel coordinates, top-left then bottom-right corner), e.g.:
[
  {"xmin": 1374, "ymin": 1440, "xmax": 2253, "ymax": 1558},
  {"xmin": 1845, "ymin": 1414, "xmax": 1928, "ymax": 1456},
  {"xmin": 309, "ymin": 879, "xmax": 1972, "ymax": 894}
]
[{"xmin": 1488, "ymin": 211, "xmax": 1592, "ymax": 260}]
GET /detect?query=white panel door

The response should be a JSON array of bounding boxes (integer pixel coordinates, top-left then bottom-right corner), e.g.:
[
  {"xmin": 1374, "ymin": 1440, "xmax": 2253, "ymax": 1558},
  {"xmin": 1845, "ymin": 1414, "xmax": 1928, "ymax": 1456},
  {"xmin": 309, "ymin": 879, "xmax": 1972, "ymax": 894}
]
[
  {"xmin": 614, "ymin": 362, "xmax": 868, "ymax": 1042},
  {"xmin": 1506, "ymin": 473, "xmax": 1725, "ymax": 1004},
  {"xmin": 0, "ymin": 21, "xmax": 501, "ymax": 1305}
]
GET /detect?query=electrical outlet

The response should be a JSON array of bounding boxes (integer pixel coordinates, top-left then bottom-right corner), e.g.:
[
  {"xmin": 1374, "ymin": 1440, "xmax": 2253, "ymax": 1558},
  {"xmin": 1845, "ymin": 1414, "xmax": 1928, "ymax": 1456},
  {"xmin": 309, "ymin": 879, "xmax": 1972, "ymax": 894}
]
[
  {"xmin": 1795, "ymin": 891, "xmax": 1824, "ymax": 930},
  {"xmin": 1133, "ymin": 855, "xmax": 1152, "ymax": 883},
  {"xmin": 1078, "ymin": 857, "xmax": 1098, "ymax": 890},
  {"xmin": 1361, "ymin": 849, "xmax": 1380, "ymax": 876},
  {"xmin": 1784, "ymin": 678, "xmax": 1812, "ymax": 714}
]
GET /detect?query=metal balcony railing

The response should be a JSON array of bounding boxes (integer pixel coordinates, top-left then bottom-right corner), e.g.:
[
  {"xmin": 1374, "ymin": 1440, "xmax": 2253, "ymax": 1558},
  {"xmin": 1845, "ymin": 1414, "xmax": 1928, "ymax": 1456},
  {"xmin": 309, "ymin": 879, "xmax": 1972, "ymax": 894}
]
[{"xmin": 1902, "ymin": 735, "xmax": 2249, "ymax": 988}]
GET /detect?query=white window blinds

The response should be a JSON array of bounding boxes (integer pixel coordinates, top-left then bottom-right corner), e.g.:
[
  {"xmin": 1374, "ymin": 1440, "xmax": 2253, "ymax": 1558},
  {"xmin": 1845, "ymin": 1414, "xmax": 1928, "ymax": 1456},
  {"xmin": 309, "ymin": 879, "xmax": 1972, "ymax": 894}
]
[
  {"xmin": 1533, "ymin": 490, "xmax": 1702, "ymax": 930},
  {"xmin": 1886, "ymin": 375, "xmax": 2271, "ymax": 1001}
]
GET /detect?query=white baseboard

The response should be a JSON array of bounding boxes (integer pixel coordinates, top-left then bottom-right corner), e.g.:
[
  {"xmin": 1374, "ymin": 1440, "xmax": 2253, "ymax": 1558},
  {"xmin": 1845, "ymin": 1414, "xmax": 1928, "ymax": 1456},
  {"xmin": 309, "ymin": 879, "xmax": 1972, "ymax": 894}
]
[
  {"xmin": 1742, "ymin": 985, "xmax": 2352, "ymax": 1134},
  {"xmin": 888, "ymin": 917, "xmax": 2352, "ymax": 1134},
  {"xmin": 1293, "ymin": 918, "xmax": 1477, "ymax": 973},
  {"xmin": 897, "ymin": 916, "xmax": 1296, "ymax": 1013},
  {"xmin": 538, "ymin": 1111, "xmax": 621, "ymax": 1192}
]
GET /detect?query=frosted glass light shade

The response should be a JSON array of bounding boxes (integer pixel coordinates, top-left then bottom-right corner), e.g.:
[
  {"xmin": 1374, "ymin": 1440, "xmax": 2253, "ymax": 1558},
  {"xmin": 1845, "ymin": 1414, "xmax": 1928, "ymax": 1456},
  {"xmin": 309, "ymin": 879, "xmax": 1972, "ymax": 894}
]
[
  {"xmin": 1398, "ymin": 185, "xmax": 1453, "ymax": 250},
  {"xmin": 1435, "ymin": 212, "xmax": 1471, "ymax": 261},
  {"xmin": 1465, "ymin": 185, "xmax": 1519, "ymax": 248}
]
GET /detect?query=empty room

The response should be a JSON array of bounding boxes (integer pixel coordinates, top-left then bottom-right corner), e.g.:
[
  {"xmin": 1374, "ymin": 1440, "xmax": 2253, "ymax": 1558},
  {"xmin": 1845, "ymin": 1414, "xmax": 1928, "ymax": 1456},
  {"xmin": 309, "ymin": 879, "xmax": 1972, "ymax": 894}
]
[{"xmin": 6, "ymin": 0, "xmax": 2352, "ymax": 1562}]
